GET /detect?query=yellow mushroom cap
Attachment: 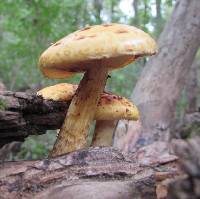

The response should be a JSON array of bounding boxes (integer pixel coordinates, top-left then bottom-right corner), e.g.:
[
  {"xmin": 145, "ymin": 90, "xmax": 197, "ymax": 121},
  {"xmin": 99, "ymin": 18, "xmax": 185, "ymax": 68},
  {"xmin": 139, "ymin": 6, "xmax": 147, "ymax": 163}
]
[
  {"xmin": 39, "ymin": 23, "xmax": 157, "ymax": 79},
  {"xmin": 96, "ymin": 92, "xmax": 139, "ymax": 120},
  {"xmin": 37, "ymin": 83, "xmax": 78, "ymax": 101},
  {"xmin": 37, "ymin": 83, "xmax": 140, "ymax": 121}
]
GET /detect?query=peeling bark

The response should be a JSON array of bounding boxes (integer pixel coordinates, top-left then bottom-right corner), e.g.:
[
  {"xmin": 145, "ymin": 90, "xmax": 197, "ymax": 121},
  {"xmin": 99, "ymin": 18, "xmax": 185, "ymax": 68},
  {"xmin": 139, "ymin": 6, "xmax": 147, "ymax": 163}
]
[
  {"xmin": 0, "ymin": 91, "xmax": 69, "ymax": 147},
  {"xmin": 0, "ymin": 145, "xmax": 179, "ymax": 199}
]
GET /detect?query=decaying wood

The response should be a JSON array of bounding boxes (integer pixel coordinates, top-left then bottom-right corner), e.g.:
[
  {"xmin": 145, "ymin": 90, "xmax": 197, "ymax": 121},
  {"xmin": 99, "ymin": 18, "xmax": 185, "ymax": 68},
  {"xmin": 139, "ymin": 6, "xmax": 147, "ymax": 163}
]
[
  {"xmin": 0, "ymin": 144, "xmax": 179, "ymax": 199},
  {"xmin": 168, "ymin": 137, "xmax": 200, "ymax": 199},
  {"xmin": 114, "ymin": 0, "xmax": 200, "ymax": 150},
  {"xmin": 0, "ymin": 90, "xmax": 69, "ymax": 147},
  {"xmin": 1, "ymin": 90, "xmax": 200, "ymax": 149}
]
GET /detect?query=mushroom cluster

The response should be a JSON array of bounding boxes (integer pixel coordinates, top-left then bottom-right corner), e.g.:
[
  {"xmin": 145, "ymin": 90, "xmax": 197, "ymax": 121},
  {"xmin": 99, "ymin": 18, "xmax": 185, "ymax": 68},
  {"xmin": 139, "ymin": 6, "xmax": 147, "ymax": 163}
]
[
  {"xmin": 37, "ymin": 83, "xmax": 140, "ymax": 147},
  {"xmin": 38, "ymin": 23, "xmax": 157, "ymax": 157}
]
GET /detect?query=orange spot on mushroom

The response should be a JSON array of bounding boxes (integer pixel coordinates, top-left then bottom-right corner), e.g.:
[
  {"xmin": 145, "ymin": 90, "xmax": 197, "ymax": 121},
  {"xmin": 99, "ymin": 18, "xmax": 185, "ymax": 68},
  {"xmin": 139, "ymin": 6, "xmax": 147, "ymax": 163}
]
[
  {"xmin": 103, "ymin": 24, "xmax": 112, "ymax": 27},
  {"xmin": 87, "ymin": 35, "xmax": 96, "ymax": 38},
  {"xmin": 75, "ymin": 35, "xmax": 85, "ymax": 40},
  {"xmin": 126, "ymin": 46, "xmax": 133, "ymax": 52},
  {"xmin": 80, "ymin": 26, "xmax": 91, "ymax": 31},
  {"xmin": 116, "ymin": 29, "xmax": 128, "ymax": 33}
]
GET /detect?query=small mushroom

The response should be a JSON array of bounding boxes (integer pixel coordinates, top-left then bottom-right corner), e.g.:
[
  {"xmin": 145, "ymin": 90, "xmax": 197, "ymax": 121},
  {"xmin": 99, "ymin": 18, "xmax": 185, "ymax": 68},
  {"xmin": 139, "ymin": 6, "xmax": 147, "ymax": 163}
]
[
  {"xmin": 91, "ymin": 92, "xmax": 140, "ymax": 147},
  {"xmin": 38, "ymin": 23, "xmax": 157, "ymax": 157},
  {"xmin": 37, "ymin": 83, "xmax": 139, "ymax": 148},
  {"xmin": 37, "ymin": 83, "xmax": 139, "ymax": 121}
]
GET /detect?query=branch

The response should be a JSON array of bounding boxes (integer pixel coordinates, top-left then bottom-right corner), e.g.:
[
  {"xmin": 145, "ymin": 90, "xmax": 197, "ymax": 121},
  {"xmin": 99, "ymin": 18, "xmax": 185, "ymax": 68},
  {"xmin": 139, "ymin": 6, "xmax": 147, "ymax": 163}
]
[
  {"xmin": 0, "ymin": 144, "xmax": 179, "ymax": 198},
  {"xmin": 0, "ymin": 91, "xmax": 69, "ymax": 147}
]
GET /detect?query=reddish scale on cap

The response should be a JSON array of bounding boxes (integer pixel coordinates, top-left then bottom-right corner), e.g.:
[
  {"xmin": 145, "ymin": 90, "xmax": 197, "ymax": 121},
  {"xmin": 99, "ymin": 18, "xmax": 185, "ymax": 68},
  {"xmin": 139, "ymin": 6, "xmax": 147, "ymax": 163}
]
[
  {"xmin": 53, "ymin": 41, "xmax": 62, "ymax": 46},
  {"xmin": 126, "ymin": 46, "xmax": 133, "ymax": 52},
  {"xmin": 115, "ymin": 29, "xmax": 128, "ymax": 34},
  {"xmin": 80, "ymin": 26, "xmax": 91, "ymax": 31},
  {"xmin": 75, "ymin": 35, "xmax": 86, "ymax": 40},
  {"xmin": 88, "ymin": 35, "xmax": 96, "ymax": 38},
  {"xmin": 98, "ymin": 93, "xmax": 125, "ymax": 105},
  {"xmin": 103, "ymin": 24, "xmax": 113, "ymax": 27}
]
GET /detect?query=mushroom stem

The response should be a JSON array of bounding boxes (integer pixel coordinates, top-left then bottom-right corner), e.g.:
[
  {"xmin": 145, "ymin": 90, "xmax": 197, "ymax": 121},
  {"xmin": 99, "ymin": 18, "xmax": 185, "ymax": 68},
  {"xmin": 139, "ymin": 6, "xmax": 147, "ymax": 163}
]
[
  {"xmin": 50, "ymin": 62, "xmax": 108, "ymax": 157},
  {"xmin": 92, "ymin": 120, "xmax": 117, "ymax": 147}
]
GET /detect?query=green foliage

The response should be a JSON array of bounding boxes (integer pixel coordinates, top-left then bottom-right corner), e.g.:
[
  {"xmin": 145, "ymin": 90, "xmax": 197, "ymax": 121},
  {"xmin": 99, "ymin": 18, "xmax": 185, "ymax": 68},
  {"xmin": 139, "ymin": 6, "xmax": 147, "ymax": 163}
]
[
  {"xmin": 16, "ymin": 131, "xmax": 56, "ymax": 160},
  {"xmin": 0, "ymin": 98, "xmax": 7, "ymax": 110}
]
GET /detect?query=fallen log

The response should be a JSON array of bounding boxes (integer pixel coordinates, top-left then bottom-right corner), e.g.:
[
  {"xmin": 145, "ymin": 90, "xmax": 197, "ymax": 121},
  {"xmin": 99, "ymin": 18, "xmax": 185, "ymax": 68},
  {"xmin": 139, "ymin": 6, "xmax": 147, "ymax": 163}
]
[
  {"xmin": 0, "ymin": 143, "xmax": 179, "ymax": 199},
  {"xmin": 0, "ymin": 91, "xmax": 69, "ymax": 147},
  {"xmin": 1, "ymin": 90, "xmax": 200, "ymax": 148}
]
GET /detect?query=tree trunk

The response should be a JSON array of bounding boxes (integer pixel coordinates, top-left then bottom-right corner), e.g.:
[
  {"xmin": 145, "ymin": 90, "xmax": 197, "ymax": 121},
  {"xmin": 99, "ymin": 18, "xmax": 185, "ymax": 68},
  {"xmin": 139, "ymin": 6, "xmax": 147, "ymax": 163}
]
[
  {"xmin": 155, "ymin": 0, "xmax": 163, "ymax": 37},
  {"xmin": 132, "ymin": 0, "xmax": 139, "ymax": 25},
  {"xmin": 0, "ymin": 91, "xmax": 69, "ymax": 147},
  {"xmin": 185, "ymin": 61, "xmax": 199, "ymax": 113},
  {"xmin": 94, "ymin": 0, "xmax": 103, "ymax": 23},
  {"xmin": 0, "ymin": 145, "xmax": 179, "ymax": 199},
  {"xmin": 156, "ymin": 0, "xmax": 162, "ymax": 20},
  {"xmin": 114, "ymin": 0, "xmax": 200, "ymax": 150}
]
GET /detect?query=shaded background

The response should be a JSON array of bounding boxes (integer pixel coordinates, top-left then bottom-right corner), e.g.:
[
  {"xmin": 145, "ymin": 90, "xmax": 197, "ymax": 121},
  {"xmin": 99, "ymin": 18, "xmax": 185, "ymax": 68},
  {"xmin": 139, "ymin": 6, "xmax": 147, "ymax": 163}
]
[{"xmin": 1, "ymin": 0, "xmax": 199, "ymax": 160}]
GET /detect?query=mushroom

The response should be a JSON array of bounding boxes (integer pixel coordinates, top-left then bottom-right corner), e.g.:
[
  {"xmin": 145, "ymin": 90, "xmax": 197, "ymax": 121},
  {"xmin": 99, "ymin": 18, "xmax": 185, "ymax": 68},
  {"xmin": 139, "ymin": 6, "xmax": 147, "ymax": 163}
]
[
  {"xmin": 37, "ymin": 83, "xmax": 139, "ymax": 121},
  {"xmin": 37, "ymin": 83, "xmax": 139, "ymax": 148},
  {"xmin": 38, "ymin": 23, "xmax": 157, "ymax": 157}
]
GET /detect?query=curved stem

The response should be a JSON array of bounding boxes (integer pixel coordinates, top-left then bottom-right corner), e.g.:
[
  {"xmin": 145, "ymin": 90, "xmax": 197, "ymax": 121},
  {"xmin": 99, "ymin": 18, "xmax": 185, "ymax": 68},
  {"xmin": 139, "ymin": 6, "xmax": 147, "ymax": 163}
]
[{"xmin": 50, "ymin": 63, "xmax": 108, "ymax": 157}]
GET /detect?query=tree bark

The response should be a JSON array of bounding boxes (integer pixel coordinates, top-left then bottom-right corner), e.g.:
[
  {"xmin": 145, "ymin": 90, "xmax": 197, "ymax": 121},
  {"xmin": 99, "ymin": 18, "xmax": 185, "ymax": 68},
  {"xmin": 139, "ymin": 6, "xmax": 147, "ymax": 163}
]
[
  {"xmin": 168, "ymin": 137, "xmax": 200, "ymax": 199},
  {"xmin": 185, "ymin": 61, "xmax": 199, "ymax": 113},
  {"xmin": 132, "ymin": 0, "xmax": 139, "ymax": 25},
  {"xmin": 155, "ymin": 0, "xmax": 163, "ymax": 37},
  {"xmin": 0, "ymin": 91, "xmax": 69, "ymax": 147},
  {"xmin": 174, "ymin": 111, "xmax": 200, "ymax": 139},
  {"xmin": 114, "ymin": 0, "xmax": 200, "ymax": 150},
  {"xmin": 0, "ymin": 145, "xmax": 179, "ymax": 199}
]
